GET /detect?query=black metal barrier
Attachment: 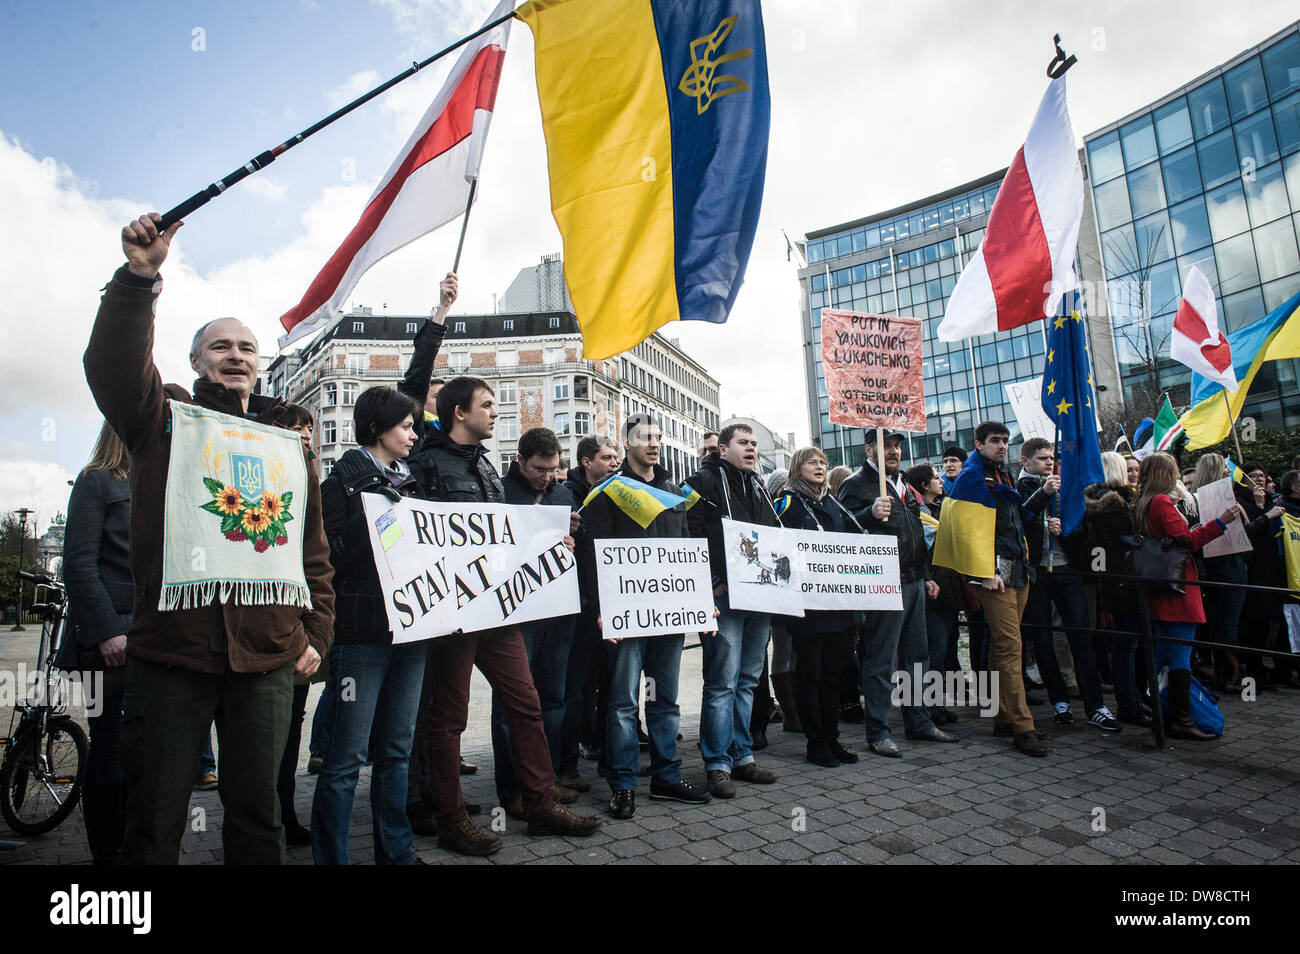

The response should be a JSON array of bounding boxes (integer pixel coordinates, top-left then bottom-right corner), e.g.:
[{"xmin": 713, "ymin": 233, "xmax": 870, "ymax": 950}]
[{"xmin": 1015, "ymin": 567, "xmax": 1299, "ymax": 749}]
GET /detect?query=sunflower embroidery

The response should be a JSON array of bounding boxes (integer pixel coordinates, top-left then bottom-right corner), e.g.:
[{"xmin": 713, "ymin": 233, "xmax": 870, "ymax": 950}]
[
  {"xmin": 241, "ymin": 505, "xmax": 272, "ymax": 536},
  {"xmin": 214, "ymin": 485, "xmax": 243, "ymax": 515},
  {"xmin": 200, "ymin": 476, "xmax": 294, "ymax": 552},
  {"xmin": 260, "ymin": 491, "xmax": 285, "ymax": 521}
]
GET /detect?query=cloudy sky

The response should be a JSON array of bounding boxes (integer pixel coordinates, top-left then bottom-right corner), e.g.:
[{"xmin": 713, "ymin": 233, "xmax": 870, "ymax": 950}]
[{"xmin": 2, "ymin": 0, "xmax": 1296, "ymax": 531}]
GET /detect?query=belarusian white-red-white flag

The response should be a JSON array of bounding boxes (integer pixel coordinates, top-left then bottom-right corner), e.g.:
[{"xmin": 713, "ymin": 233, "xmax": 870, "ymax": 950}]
[
  {"xmin": 278, "ymin": 0, "xmax": 512, "ymax": 347},
  {"xmin": 1171, "ymin": 264, "xmax": 1237, "ymax": 392},
  {"xmin": 937, "ymin": 77, "xmax": 1082, "ymax": 341}
]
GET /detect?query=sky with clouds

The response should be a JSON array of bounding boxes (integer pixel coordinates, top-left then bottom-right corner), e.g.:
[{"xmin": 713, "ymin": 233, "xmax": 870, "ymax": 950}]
[{"xmin": 1, "ymin": 0, "xmax": 1297, "ymax": 532}]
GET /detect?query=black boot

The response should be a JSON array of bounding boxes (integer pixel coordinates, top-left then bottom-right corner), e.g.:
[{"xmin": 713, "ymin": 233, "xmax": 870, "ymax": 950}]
[
  {"xmin": 1167, "ymin": 670, "xmax": 1215, "ymax": 741},
  {"xmin": 772, "ymin": 672, "xmax": 802, "ymax": 734},
  {"xmin": 82, "ymin": 781, "xmax": 124, "ymax": 865}
]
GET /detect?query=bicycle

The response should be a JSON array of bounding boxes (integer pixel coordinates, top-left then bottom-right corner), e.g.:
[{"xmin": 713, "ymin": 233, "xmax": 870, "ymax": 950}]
[{"xmin": 0, "ymin": 569, "xmax": 88, "ymax": 836}]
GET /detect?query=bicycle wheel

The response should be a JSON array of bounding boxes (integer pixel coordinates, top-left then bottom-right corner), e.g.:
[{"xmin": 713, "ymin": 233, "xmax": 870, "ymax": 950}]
[{"xmin": 0, "ymin": 718, "xmax": 88, "ymax": 836}]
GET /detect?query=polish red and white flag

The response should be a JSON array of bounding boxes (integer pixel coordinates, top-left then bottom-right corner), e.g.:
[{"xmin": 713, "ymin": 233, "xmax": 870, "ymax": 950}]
[
  {"xmin": 1171, "ymin": 264, "xmax": 1237, "ymax": 391},
  {"xmin": 278, "ymin": 0, "xmax": 512, "ymax": 348},
  {"xmin": 937, "ymin": 77, "xmax": 1083, "ymax": 341}
]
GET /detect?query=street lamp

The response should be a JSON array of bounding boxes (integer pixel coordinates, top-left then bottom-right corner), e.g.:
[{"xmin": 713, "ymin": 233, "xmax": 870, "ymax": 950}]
[{"xmin": 11, "ymin": 507, "xmax": 32, "ymax": 631}]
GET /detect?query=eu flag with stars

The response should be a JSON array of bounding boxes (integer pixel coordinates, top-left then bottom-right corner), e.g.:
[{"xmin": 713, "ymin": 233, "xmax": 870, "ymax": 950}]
[{"xmin": 1041, "ymin": 291, "xmax": 1104, "ymax": 536}]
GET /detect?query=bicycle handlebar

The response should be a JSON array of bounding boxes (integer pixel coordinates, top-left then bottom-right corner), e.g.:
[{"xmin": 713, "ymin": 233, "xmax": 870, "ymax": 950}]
[{"xmin": 17, "ymin": 569, "xmax": 57, "ymax": 588}]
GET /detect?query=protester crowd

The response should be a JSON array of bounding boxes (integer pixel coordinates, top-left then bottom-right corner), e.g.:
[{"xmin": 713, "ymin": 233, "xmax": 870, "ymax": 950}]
[{"xmin": 52, "ymin": 214, "xmax": 1300, "ymax": 865}]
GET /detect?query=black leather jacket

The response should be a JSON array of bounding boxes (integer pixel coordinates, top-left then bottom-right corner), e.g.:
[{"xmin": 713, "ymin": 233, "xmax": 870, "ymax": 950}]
[
  {"xmin": 837, "ymin": 461, "xmax": 929, "ymax": 583},
  {"xmin": 410, "ymin": 426, "xmax": 504, "ymax": 503}
]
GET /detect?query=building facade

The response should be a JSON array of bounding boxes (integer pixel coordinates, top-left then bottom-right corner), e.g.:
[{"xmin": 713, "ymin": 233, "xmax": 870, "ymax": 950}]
[
  {"xmin": 1084, "ymin": 22, "xmax": 1300, "ymax": 428},
  {"xmin": 265, "ymin": 308, "xmax": 721, "ymax": 485},
  {"xmin": 799, "ymin": 20, "xmax": 1300, "ymax": 466}
]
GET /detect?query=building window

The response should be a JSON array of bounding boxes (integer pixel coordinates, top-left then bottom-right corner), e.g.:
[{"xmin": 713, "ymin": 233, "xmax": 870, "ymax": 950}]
[
  {"xmin": 406, "ymin": 322, "xmax": 418, "ymax": 334},
  {"xmin": 503, "ymin": 318, "xmax": 515, "ymax": 331},
  {"xmin": 453, "ymin": 321, "xmax": 466, "ymax": 333},
  {"xmin": 320, "ymin": 457, "xmax": 335, "ymax": 477},
  {"xmin": 554, "ymin": 412, "xmax": 570, "ymax": 435},
  {"xmin": 323, "ymin": 384, "xmax": 337, "ymax": 407},
  {"xmin": 341, "ymin": 382, "xmax": 358, "ymax": 405},
  {"xmin": 346, "ymin": 352, "xmax": 369, "ymax": 373},
  {"xmin": 545, "ymin": 347, "xmax": 564, "ymax": 365},
  {"xmin": 575, "ymin": 412, "xmax": 590, "ymax": 435},
  {"xmin": 574, "ymin": 375, "xmax": 589, "ymax": 399},
  {"xmin": 498, "ymin": 349, "xmax": 517, "ymax": 368},
  {"xmin": 322, "ymin": 420, "xmax": 337, "ymax": 445},
  {"xmin": 554, "ymin": 376, "xmax": 569, "ymax": 399},
  {"xmin": 498, "ymin": 416, "xmax": 519, "ymax": 440},
  {"xmin": 549, "ymin": 316, "xmax": 561, "ymax": 328},
  {"xmin": 449, "ymin": 352, "xmax": 470, "ymax": 372},
  {"xmin": 498, "ymin": 380, "xmax": 517, "ymax": 404},
  {"xmin": 340, "ymin": 420, "xmax": 355, "ymax": 445},
  {"xmin": 353, "ymin": 321, "xmax": 364, "ymax": 333}
]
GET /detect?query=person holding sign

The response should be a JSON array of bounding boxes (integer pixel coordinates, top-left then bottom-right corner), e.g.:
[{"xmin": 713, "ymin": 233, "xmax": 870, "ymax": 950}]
[
  {"xmin": 838, "ymin": 431, "xmax": 957, "ymax": 756},
  {"xmin": 418, "ymin": 376, "xmax": 601, "ymax": 855},
  {"xmin": 582, "ymin": 414, "xmax": 713, "ymax": 819},
  {"xmin": 772, "ymin": 448, "xmax": 862, "ymax": 768},
  {"xmin": 312, "ymin": 387, "xmax": 430, "ymax": 865},
  {"xmin": 686, "ymin": 423, "xmax": 782, "ymax": 799}
]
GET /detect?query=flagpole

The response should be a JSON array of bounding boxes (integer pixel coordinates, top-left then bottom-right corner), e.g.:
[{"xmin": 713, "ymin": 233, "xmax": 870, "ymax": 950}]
[
  {"xmin": 826, "ymin": 263, "xmax": 849, "ymax": 466},
  {"xmin": 153, "ymin": 11, "xmax": 517, "ymax": 229},
  {"xmin": 452, "ymin": 177, "xmax": 478, "ymax": 273},
  {"xmin": 1221, "ymin": 387, "xmax": 1245, "ymax": 462},
  {"xmin": 954, "ymin": 224, "xmax": 983, "ymax": 423}
]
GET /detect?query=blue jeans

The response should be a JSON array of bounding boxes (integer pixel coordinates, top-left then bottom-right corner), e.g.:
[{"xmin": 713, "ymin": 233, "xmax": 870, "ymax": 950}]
[
  {"xmin": 197, "ymin": 732, "xmax": 216, "ymax": 776},
  {"xmin": 606, "ymin": 634, "xmax": 684, "ymax": 792},
  {"xmin": 860, "ymin": 579, "xmax": 935, "ymax": 743},
  {"xmin": 700, "ymin": 593, "xmax": 770, "ymax": 772},
  {"xmin": 1110, "ymin": 615, "xmax": 1141, "ymax": 717},
  {"xmin": 491, "ymin": 615, "xmax": 575, "ymax": 801},
  {"xmin": 309, "ymin": 678, "xmax": 335, "ymax": 757},
  {"xmin": 1153, "ymin": 621, "xmax": 1196, "ymax": 674},
  {"xmin": 311, "ymin": 640, "xmax": 427, "ymax": 865}
]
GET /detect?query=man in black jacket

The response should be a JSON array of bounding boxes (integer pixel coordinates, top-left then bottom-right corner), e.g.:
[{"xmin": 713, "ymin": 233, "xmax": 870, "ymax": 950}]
[
  {"xmin": 420, "ymin": 377, "xmax": 600, "ymax": 855},
  {"xmin": 559, "ymin": 435, "xmax": 621, "ymax": 785},
  {"xmin": 584, "ymin": 415, "xmax": 711, "ymax": 818},
  {"xmin": 1017, "ymin": 437, "xmax": 1119, "ymax": 731},
  {"xmin": 492, "ymin": 428, "xmax": 582, "ymax": 815},
  {"xmin": 839, "ymin": 430, "xmax": 957, "ymax": 756},
  {"xmin": 686, "ymin": 423, "xmax": 780, "ymax": 798}
]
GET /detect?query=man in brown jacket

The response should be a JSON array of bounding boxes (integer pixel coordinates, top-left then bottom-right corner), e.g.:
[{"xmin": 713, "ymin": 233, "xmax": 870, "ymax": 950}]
[{"xmin": 85, "ymin": 214, "xmax": 335, "ymax": 864}]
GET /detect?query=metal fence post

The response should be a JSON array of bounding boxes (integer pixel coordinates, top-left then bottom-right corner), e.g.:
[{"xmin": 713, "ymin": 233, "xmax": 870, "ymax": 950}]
[{"xmin": 1137, "ymin": 588, "xmax": 1167, "ymax": 750}]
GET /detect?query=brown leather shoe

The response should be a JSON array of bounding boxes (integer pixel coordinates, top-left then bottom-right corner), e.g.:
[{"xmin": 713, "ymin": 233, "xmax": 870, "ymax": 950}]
[
  {"xmin": 526, "ymin": 804, "xmax": 602, "ymax": 837},
  {"xmin": 1013, "ymin": 731, "xmax": 1047, "ymax": 757},
  {"xmin": 552, "ymin": 783, "xmax": 579, "ymax": 804},
  {"xmin": 556, "ymin": 773, "xmax": 592, "ymax": 793},
  {"xmin": 503, "ymin": 796, "xmax": 527, "ymax": 821},
  {"xmin": 437, "ymin": 815, "xmax": 503, "ymax": 856}
]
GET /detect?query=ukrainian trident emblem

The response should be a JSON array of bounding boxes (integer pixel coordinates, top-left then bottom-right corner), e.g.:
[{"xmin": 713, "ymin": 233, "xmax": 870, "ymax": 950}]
[
  {"xmin": 678, "ymin": 14, "xmax": 753, "ymax": 115},
  {"xmin": 196, "ymin": 438, "xmax": 294, "ymax": 553}
]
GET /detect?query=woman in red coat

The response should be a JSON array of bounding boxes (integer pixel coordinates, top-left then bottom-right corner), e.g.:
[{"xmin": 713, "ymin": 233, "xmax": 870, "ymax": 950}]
[{"xmin": 1134, "ymin": 453, "xmax": 1242, "ymax": 740}]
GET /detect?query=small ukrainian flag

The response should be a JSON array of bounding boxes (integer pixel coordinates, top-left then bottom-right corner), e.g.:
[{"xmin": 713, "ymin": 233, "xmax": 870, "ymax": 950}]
[{"xmin": 584, "ymin": 474, "xmax": 696, "ymax": 530}]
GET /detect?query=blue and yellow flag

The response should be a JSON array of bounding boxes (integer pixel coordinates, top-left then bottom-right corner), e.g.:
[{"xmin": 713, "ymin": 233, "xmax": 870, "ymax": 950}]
[
  {"xmin": 932, "ymin": 451, "xmax": 999, "ymax": 579},
  {"xmin": 516, "ymin": 0, "xmax": 770, "ymax": 359},
  {"xmin": 583, "ymin": 474, "xmax": 696, "ymax": 529},
  {"xmin": 1181, "ymin": 290, "xmax": 1300, "ymax": 449},
  {"xmin": 1223, "ymin": 458, "xmax": 1251, "ymax": 488},
  {"xmin": 1041, "ymin": 291, "xmax": 1104, "ymax": 536}
]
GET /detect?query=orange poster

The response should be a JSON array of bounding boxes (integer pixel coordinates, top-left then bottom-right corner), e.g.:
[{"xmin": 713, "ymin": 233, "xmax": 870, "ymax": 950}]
[{"xmin": 820, "ymin": 310, "xmax": 925, "ymax": 430}]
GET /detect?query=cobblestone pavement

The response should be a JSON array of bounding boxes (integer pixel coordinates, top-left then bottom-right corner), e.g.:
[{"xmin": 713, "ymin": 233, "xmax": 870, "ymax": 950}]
[{"xmin": 4, "ymin": 640, "xmax": 1300, "ymax": 865}]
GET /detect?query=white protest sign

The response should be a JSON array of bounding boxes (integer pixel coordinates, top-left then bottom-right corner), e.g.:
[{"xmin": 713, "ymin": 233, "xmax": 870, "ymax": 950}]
[
  {"xmin": 721, "ymin": 517, "xmax": 804, "ymax": 616},
  {"xmin": 362, "ymin": 497, "xmax": 580, "ymax": 643},
  {"xmin": 595, "ymin": 538, "xmax": 717, "ymax": 639},
  {"xmin": 1195, "ymin": 477, "xmax": 1252, "ymax": 558},
  {"xmin": 795, "ymin": 530, "xmax": 902, "ymax": 610},
  {"xmin": 1004, "ymin": 378, "xmax": 1056, "ymax": 443}
]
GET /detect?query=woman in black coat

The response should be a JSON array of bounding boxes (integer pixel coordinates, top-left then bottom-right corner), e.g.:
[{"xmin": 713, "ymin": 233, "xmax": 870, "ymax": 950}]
[
  {"xmin": 56, "ymin": 421, "xmax": 133, "ymax": 864},
  {"xmin": 774, "ymin": 447, "xmax": 862, "ymax": 768}
]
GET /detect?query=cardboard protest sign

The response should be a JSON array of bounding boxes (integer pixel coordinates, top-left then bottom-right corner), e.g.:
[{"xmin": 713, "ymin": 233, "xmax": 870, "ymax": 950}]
[
  {"xmin": 795, "ymin": 530, "xmax": 902, "ymax": 610},
  {"xmin": 595, "ymin": 538, "xmax": 717, "ymax": 639},
  {"xmin": 721, "ymin": 517, "xmax": 804, "ymax": 616},
  {"xmin": 362, "ymin": 497, "xmax": 580, "ymax": 643},
  {"xmin": 820, "ymin": 310, "xmax": 925, "ymax": 430},
  {"xmin": 1195, "ymin": 477, "xmax": 1252, "ymax": 558},
  {"xmin": 1003, "ymin": 378, "xmax": 1056, "ymax": 443}
]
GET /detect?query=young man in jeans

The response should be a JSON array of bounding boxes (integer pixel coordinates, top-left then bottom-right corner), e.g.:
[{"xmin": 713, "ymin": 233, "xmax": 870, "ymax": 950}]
[
  {"xmin": 686, "ymin": 423, "xmax": 780, "ymax": 798},
  {"xmin": 582, "ymin": 415, "xmax": 711, "ymax": 818}
]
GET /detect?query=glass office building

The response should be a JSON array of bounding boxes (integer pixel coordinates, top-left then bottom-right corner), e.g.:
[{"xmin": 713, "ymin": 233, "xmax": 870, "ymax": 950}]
[
  {"xmin": 799, "ymin": 20, "xmax": 1300, "ymax": 467},
  {"xmin": 1085, "ymin": 23, "xmax": 1300, "ymax": 426},
  {"xmin": 799, "ymin": 171, "xmax": 1078, "ymax": 468}
]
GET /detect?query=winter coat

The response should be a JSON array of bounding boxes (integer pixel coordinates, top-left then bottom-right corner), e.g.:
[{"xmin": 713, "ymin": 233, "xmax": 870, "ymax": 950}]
[{"xmin": 1144, "ymin": 493, "xmax": 1226, "ymax": 624}]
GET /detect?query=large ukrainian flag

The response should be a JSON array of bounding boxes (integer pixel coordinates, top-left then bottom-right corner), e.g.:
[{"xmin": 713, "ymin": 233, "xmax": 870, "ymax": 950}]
[
  {"xmin": 932, "ymin": 451, "xmax": 999, "ymax": 580},
  {"xmin": 516, "ymin": 0, "xmax": 770, "ymax": 359},
  {"xmin": 1181, "ymin": 290, "xmax": 1300, "ymax": 449}
]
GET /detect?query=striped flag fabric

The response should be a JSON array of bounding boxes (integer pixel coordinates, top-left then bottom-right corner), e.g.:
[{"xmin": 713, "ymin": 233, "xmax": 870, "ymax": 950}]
[
  {"xmin": 277, "ymin": 0, "xmax": 513, "ymax": 347},
  {"xmin": 516, "ymin": 0, "xmax": 770, "ymax": 360},
  {"xmin": 582, "ymin": 474, "xmax": 697, "ymax": 529},
  {"xmin": 938, "ymin": 77, "xmax": 1083, "ymax": 341},
  {"xmin": 1171, "ymin": 265, "xmax": 1237, "ymax": 392}
]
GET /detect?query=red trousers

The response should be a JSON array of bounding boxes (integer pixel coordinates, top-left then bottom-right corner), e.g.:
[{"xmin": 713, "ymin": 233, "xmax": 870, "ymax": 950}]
[{"xmin": 425, "ymin": 626, "xmax": 555, "ymax": 823}]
